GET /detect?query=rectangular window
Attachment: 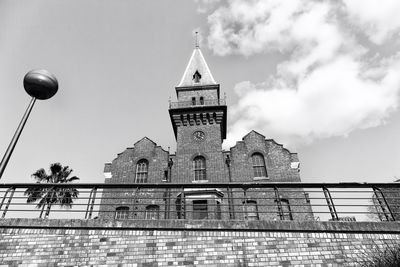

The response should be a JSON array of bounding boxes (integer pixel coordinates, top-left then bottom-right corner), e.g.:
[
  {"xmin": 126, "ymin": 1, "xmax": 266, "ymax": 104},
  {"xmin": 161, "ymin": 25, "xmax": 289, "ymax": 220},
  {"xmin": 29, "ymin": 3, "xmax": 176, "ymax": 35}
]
[
  {"xmin": 243, "ymin": 200, "xmax": 259, "ymax": 221},
  {"xmin": 193, "ymin": 200, "xmax": 208, "ymax": 220},
  {"xmin": 145, "ymin": 205, "xmax": 160, "ymax": 220},
  {"xmin": 115, "ymin": 207, "xmax": 129, "ymax": 220},
  {"xmin": 215, "ymin": 201, "xmax": 222, "ymax": 220}
]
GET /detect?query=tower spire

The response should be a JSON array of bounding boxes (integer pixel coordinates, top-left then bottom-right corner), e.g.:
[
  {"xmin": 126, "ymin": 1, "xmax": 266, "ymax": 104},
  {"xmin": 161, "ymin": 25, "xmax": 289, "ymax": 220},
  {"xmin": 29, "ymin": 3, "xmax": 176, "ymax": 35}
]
[{"xmin": 177, "ymin": 39, "xmax": 217, "ymax": 87}]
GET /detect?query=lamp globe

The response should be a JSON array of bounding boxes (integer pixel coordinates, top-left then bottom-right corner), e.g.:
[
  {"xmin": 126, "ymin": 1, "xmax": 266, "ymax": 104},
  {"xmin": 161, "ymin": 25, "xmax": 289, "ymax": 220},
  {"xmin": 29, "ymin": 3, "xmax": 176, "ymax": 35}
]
[{"xmin": 23, "ymin": 69, "xmax": 58, "ymax": 100}]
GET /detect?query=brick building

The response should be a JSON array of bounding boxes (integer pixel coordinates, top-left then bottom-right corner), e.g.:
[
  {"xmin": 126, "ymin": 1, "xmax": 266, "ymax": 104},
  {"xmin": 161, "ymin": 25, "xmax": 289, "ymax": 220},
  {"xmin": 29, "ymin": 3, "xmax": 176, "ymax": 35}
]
[{"xmin": 99, "ymin": 46, "xmax": 313, "ymax": 221}]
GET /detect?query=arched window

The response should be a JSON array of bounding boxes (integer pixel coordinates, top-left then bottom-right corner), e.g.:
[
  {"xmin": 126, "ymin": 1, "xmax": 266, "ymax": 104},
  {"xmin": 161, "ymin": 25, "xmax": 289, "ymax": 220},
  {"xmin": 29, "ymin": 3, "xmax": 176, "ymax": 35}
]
[
  {"xmin": 251, "ymin": 153, "xmax": 267, "ymax": 178},
  {"xmin": 243, "ymin": 200, "xmax": 259, "ymax": 220},
  {"xmin": 191, "ymin": 97, "xmax": 196, "ymax": 106},
  {"xmin": 193, "ymin": 156, "xmax": 206, "ymax": 181},
  {"xmin": 276, "ymin": 198, "xmax": 293, "ymax": 220},
  {"xmin": 135, "ymin": 159, "xmax": 148, "ymax": 183},
  {"xmin": 199, "ymin": 96, "xmax": 204, "ymax": 105},
  {"xmin": 145, "ymin": 205, "xmax": 160, "ymax": 220},
  {"xmin": 115, "ymin": 206, "xmax": 129, "ymax": 220}
]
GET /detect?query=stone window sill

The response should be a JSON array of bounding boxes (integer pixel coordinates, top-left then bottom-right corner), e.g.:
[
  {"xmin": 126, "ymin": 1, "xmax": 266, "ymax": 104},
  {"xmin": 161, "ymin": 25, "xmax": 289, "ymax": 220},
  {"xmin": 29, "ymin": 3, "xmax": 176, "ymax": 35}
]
[
  {"xmin": 253, "ymin": 176, "xmax": 269, "ymax": 181},
  {"xmin": 192, "ymin": 180, "xmax": 209, "ymax": 183}
]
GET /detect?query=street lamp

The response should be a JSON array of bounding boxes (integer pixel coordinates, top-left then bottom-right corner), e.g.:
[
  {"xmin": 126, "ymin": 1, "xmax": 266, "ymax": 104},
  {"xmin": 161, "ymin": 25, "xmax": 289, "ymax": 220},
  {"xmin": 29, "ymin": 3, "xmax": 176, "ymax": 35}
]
[{"xmin": 0, "ymin": 69, "xmax": 58, "ymax": 179}]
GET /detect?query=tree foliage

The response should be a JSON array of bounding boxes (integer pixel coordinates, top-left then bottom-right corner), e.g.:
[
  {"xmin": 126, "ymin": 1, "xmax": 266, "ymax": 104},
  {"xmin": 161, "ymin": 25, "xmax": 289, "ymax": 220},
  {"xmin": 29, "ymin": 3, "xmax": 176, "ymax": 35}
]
[
  {"xmin": 358, "ymin": 242, "xmax": 400, "ymax": 267},
  {"xmin": 24, "ymin": 163, "xmax": 79, "ymax": 218}
]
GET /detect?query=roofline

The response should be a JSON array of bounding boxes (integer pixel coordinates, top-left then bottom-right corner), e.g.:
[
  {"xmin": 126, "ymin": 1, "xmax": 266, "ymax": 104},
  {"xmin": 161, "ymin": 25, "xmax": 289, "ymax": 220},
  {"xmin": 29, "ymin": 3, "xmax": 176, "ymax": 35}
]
[{"xmin": 177, "ymin": 47, "xmax": 217, "ymax": 87}]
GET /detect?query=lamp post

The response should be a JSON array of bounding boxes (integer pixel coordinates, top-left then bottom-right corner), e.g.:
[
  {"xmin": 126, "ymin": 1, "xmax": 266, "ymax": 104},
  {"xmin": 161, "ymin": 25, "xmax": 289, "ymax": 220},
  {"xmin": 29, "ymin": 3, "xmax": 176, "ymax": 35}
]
[{"xmin": 0, "ymin": 69, "xmax": 58, "ymax": 179}]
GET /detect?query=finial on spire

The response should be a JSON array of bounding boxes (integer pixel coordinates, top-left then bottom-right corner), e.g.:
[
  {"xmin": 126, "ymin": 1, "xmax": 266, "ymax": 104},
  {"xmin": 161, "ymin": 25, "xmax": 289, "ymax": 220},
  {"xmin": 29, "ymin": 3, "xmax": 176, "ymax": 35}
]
[{"xmin": 195, "ymin": 31, "xmax": 199, "ymax": 48}]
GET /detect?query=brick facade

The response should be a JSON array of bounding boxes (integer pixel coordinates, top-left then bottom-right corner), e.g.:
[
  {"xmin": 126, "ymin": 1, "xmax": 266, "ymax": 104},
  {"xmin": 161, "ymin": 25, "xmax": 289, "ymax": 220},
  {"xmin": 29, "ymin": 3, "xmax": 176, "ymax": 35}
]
[
  {"xmin": 99, "ymin": 47, "xmax": 312, "ymax": 221},
  {"xmin": 99, "ymin": 138, "xmax": 169, "ymax": 220},
  {"xmin": 177, "ymin": 87, "xmax": 219, "ymax": 103},
  {"xmin": 1, "ymin": 219, "xmax": 400, "ymax": 266}
]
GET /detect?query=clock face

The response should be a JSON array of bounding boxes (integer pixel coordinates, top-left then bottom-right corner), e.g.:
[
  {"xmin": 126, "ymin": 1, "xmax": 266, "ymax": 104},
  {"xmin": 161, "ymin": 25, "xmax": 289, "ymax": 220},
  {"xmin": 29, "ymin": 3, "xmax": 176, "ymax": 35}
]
[{"xmin": 193, "ymin": 130, "xmax": 205, "ymax": 141}]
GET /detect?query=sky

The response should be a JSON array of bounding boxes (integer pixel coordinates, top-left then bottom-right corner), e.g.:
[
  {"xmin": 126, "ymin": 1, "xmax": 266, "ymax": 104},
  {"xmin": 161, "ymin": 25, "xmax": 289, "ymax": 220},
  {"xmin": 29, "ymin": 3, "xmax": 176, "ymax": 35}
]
[{"xmin": 1, "ymin": 0, "xmax": 400, "ymax": 185}]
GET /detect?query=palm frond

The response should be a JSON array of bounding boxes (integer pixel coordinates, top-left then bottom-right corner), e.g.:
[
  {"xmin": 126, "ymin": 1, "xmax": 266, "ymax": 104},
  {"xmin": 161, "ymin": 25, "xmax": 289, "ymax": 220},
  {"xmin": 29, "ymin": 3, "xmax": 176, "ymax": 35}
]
[
  {"xmin": 61, "ymin": 166, "xmax": 73, "ymax": 177},
  {"xmin": 26, "ymin": 163, "xmax": 80, "ymax": 214},
  {"xmin": 31, "ymin": 169, "xmax": 48, "ymax": 182},
  {"xmin": 67, "ymin": 176, "xmax": 80, "ymax": 182},
  {"xmin": 25, "ymin": 187, "xmax": 45, "ymax": 204},
  {"xmin": 49, "ymin": 163, "xmax": 62, "ymax": 175}
]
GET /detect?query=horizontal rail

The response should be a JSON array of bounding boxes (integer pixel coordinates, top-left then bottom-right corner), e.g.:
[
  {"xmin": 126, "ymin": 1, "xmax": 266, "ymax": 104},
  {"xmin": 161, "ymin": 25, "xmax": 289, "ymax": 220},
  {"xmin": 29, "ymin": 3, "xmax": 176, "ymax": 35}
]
[
  {"xmin": 0, "ymin": 182, "xmax": 398, "ymax": 223},
  {"xmin": 169, "ymin": 99, "xmax": 226, "ymax": 109},
  {"xmin": 1, "ymin": 182, "xmax": 400, "ymax": 189}
]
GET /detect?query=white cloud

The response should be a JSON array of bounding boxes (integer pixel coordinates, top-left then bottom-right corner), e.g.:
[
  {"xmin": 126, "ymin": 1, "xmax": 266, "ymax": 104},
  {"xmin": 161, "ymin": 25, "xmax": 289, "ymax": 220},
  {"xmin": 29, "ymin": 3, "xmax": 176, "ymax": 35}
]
[
  {"xmin": 343, "ymin": 0, "xmax": 400, "ymax": 44},
  {"xmin": 201, "ymin": 0, "xmax": 400, "ymax": 148}
]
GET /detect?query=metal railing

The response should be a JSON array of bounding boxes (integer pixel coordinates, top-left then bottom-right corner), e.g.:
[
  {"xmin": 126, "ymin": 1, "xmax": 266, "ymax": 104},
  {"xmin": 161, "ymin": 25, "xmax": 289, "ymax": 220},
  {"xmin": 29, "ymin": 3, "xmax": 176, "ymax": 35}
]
[
  {"xmin": 169, "ymin": 99, "xmax": 226, "ymax": 109},
  {"xmin": 0, "ymin": 182, "xmax": 399, "ymax": 222}
]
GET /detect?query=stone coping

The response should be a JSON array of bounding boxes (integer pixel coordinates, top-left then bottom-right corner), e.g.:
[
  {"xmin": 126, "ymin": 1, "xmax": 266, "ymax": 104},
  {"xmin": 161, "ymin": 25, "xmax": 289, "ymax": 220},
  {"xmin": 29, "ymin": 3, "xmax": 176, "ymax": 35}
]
[{"xmin": 0, "ymin": 218, "xmax": 399, "ymax": 233}]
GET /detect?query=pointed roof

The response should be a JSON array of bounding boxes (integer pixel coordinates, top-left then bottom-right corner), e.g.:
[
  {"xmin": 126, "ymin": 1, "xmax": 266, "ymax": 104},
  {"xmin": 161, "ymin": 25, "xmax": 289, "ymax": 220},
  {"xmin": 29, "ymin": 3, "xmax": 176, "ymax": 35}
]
[{"xmin": 177, "ymin": 47, "xmax": 217, "ymax": 87}]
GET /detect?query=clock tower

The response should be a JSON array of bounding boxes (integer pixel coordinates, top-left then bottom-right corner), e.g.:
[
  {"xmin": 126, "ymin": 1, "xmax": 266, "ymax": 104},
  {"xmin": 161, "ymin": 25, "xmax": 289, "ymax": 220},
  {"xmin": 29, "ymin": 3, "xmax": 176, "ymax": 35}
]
[{"xmin": 169, "ymin": 46, "xmax": 227, "ymax": 183}]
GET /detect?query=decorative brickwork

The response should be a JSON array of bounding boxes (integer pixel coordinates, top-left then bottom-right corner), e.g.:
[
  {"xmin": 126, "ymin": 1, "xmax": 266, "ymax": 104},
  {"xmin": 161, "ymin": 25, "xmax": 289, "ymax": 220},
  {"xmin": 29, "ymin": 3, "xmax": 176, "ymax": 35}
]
[{"xmin": 0, "ymin": 219, "xmax": 399, "ymax": 266}]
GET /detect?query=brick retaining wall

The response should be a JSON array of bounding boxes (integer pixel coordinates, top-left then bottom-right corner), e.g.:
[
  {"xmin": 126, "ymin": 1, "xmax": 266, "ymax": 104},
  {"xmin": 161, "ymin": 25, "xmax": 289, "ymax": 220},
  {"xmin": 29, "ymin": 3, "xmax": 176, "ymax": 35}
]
[{"xmin": 0, "ymin": 219, "xmax": 399, "ymax": 266}]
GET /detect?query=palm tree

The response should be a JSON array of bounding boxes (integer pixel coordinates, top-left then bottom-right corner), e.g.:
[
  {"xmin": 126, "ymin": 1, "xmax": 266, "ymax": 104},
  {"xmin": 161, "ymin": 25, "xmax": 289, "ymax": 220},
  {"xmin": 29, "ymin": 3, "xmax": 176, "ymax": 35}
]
[{"xmin": 24, "ymin": 163, "xmax": 79, "ymax": 218}]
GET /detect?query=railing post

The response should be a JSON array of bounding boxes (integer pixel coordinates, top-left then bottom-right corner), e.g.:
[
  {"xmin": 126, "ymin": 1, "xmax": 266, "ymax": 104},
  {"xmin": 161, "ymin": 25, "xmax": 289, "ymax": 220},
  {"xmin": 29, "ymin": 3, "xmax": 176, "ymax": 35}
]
[
  {"xmin": 85, "ymin": 187, "xmax": 97, "ymax": 219},
  {"xmin": 166, "ymin": 187, "xmax": 171, "ymax": 219},
  {"xmin": 227, "ymin": 185, "xmax": 235, "ymax": 220},
  {"xmin": 166, "ymin": 158, "xmax": 173, "ymax": 220},
  {"xmin": 133, "ymin": 187, "xmax": 140, "ymax": 219},
  {"xmin": 243, "ymin": 188, "xmax": 248, "ymax": 220},
  {"xmin": 322, "ymin": 186, "xmax": 339, "ymax": 221},
  {"xmin": 39, "ymin": 202, "xmax": 46, "ymax": 219},
  {"xmin": 274, "ymin": 186, "xmax": 283, "ymax": 220},
  {"xmin": 85, "ymin": 188, "xmax": 94, "ymax": 219},
  {"xmin": 181, "ymin": 187, "xmax": 185, "ymax": 219},
  {"xmin": 372, "ymin": 186, "xmax": 395, "ymax": 221},
  {"xmin": 225, "ymin": 155, "xmax": 235, "ymax": 220},
  {"xmin": 0, "ymin": 187, "xmax": 12, "ymax": 211},
  {"xmin": 43, "ymin": 188, "xmax": 56, "ymax": 219},
  {"xmin": 1, "ymin": 187, "xmax": 15, "ymax": 218}
]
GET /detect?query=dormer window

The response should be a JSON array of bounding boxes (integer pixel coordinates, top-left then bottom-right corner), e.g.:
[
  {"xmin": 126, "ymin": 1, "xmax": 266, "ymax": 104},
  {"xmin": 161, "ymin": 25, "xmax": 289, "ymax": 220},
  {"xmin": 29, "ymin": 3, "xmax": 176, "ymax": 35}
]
[{"xmin": 193, "ymin": 70, "xmax": 201, "ymax": 83}]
